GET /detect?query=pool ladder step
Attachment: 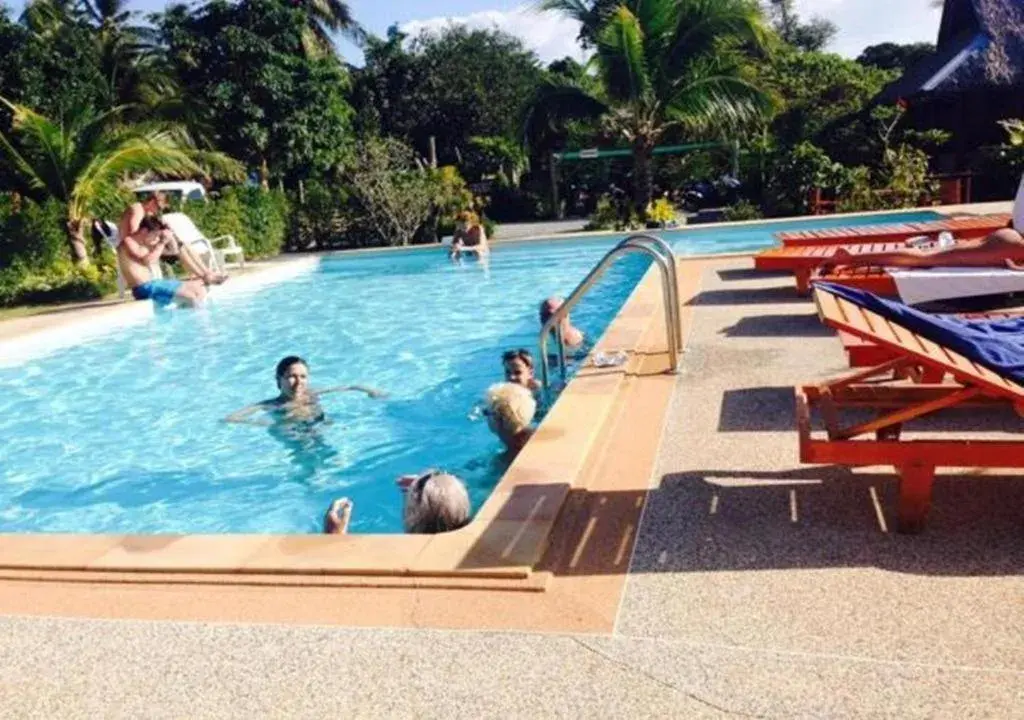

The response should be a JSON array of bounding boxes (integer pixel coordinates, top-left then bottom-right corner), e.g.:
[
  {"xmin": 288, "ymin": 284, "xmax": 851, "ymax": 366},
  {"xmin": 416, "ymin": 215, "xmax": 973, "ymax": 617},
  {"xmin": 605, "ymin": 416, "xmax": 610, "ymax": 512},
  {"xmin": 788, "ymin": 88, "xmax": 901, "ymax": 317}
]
[{"xmin": 538, "ymin": 233, "xmax": 683, "ymax": 389}]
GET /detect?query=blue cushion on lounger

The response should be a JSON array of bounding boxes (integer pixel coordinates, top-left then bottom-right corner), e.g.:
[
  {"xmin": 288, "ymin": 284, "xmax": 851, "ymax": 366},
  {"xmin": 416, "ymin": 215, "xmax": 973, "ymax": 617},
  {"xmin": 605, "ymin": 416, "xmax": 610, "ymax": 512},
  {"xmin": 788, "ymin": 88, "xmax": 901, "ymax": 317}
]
[{"xmin": 817, "ymin": 282, "xmax": 1024, "ymax": 386}]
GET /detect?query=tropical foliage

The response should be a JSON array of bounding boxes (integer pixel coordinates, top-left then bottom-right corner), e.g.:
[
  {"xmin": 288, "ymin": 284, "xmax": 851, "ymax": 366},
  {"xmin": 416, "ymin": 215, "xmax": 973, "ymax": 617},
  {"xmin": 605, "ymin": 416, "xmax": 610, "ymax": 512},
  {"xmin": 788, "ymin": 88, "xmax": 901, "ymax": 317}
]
[
  {"xmin": 531, "ymin": 0, "xmax": 774, "ymax": 216},
  {"xmin": 0, "ymin": 0, "xmax": 1017, "ymax": 308},
  {"xmin": 0, "ymin": 99, "xmax": 242, "ymax": 265}
]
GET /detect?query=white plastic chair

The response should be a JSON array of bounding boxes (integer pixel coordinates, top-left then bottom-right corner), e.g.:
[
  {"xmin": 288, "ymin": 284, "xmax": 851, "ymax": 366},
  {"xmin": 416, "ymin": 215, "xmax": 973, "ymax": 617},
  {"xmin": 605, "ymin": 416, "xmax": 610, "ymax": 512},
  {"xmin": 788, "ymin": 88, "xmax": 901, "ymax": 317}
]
[{"xmin": 161, "ymin": 212, "xmax": 246, "ymax": 270}]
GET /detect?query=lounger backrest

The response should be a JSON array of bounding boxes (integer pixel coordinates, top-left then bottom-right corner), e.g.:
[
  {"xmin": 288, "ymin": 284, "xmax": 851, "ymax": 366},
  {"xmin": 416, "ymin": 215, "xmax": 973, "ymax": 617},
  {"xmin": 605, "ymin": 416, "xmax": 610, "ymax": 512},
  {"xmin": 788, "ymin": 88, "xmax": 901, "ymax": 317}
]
[
  {"xmin": 813, "ymin": 286, "xmax": 1024, "ymax": 401},
  {"xmin": 95, "ymin": 220, "xmax": 119, "ymax": 249},
  {"xmin": 160, "ymin": 212, "xmax": 203, "ymax": 244}
]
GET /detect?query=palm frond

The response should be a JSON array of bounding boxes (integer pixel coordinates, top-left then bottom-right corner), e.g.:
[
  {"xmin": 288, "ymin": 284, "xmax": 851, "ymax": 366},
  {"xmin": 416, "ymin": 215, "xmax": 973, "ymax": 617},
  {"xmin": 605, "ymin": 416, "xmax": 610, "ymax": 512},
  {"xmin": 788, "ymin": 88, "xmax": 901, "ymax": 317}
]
[
  {"xmin": 667, "ymin": 0, "xmax": 772, "ymax": 76},
  {"xmin": 522, "ymin": 81, "xmax": 608, "ymax": 150},
  {"xmin": 596, "ymin": 6, "xmax": 651, "ymax": 105}
]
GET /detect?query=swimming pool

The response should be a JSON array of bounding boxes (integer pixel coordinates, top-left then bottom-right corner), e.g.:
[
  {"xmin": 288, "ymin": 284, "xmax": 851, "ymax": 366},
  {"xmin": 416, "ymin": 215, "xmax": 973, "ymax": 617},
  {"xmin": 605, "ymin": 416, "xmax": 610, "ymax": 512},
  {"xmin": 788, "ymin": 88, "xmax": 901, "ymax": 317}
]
[{"xmin": 0, "ymin": 210, "xmax": 942, "ymax": 535}]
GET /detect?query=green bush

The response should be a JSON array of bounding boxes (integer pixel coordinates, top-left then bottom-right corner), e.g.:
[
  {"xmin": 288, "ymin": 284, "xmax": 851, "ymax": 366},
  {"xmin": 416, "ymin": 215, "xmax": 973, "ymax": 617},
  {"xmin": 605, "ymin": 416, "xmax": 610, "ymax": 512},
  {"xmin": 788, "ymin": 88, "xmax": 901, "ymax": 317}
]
[
  {"xmin": 0, "ymin": 197, "xmax": 67, "ymax": 270},
  {"xmin": 0, "ymin": 258, "xmax": 117, "ymax": 307},
  {"xmin": 183, "ymin": 186, "xmax": 290, "ymax": 260},
  {"xmin": 722, "ymin": 200, "xmax": 764, "ymax": 222},
  {"xmin": 584, "ymin": 195, "xmax": 619, "ymax": 230},
  {"xmin": 763, "ymin": 142, "xmax": 850, "ymax": 217},
  {"xmin": 235, "ymin": 186, "xmax": 289, "ymax": 258},
  {"xmin": 287, "ymin": 180, "xmax": 352, "ymax": 251}
]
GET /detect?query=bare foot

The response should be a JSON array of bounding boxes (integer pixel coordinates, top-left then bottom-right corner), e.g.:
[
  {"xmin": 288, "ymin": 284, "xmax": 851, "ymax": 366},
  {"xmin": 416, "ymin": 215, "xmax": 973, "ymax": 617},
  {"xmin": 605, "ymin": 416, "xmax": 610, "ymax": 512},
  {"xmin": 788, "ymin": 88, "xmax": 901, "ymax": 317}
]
[{"xmin": 324, "ymin": 498, "xmax": 352, "ymax": 534}]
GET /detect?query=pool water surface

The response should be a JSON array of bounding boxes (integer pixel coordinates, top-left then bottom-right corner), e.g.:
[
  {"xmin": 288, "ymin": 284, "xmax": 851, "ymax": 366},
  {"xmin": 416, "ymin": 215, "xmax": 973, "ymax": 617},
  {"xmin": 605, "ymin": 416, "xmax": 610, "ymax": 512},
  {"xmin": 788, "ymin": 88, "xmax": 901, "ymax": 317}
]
[{"xmin": 0, "ymin": 210, "xmax": 941, "ymax": 534}]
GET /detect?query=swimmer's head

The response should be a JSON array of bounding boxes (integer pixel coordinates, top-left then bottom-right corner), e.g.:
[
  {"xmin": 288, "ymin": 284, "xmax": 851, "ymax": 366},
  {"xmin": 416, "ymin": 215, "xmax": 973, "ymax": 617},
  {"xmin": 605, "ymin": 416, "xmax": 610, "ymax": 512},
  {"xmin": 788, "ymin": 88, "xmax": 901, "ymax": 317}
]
[
  {"xmin": 502, "ymin": 348, "xmax": 535, "ymax": 388},
  {"xmin": 484, "ymin": 382, "xmax": 536, "ymax": 442},
  {"xmin": 402, "ymin": 470, "xmax": 471, "ymax": 534},
  {"xmin": 140, "ymin": 191, "xmax": 167, "ymax": 214},
  {"xmin": 275, "ymin": 355, "xmax": 310, "ymax": 399},
  {"xmin": 539, "ymin": 296, "xmax": 566, "ymax": 325}
]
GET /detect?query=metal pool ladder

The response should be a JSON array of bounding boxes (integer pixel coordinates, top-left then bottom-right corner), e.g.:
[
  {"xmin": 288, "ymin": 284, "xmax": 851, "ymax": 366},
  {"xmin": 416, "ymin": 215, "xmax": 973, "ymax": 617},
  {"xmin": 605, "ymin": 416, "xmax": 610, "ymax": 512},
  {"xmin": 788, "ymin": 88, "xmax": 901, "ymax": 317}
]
[{"xmin": 539, "ymin": 233, "xmax": 683, "ymax": 389}]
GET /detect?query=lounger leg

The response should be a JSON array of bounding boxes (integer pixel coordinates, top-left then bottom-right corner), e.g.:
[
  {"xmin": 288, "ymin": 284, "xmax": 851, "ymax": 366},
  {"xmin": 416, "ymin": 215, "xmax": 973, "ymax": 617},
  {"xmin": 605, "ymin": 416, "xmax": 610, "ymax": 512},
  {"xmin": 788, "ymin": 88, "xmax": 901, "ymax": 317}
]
[
  {"xmin": 895, "ymin": 462, "xmax": 935, "ymax": 534},
  {"xmin": 795, "ymin": 269, "xmax": 810, "ymax": 296}
]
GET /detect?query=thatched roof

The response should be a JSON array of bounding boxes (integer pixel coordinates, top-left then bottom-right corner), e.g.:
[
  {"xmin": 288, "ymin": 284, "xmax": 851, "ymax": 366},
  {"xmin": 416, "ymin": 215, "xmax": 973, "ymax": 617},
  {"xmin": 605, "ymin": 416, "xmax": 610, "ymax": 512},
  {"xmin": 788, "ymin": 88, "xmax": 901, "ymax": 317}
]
[{"xmin": 877, "ymin": 0, "xmax": 1024, "ymax": 102}]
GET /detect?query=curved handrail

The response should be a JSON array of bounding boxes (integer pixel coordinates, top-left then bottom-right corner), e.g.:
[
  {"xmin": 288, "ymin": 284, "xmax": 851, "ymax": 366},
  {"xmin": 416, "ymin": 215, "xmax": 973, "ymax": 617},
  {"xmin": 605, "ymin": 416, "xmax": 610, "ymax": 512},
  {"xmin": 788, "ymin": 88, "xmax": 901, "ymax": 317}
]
[
  {"xmin": 539, "ymin": 235, "xmax": 681, "ymax": 389},
  {"xmin": 623, "ymin": 234, "xmax": 683, "ymax": 350}
]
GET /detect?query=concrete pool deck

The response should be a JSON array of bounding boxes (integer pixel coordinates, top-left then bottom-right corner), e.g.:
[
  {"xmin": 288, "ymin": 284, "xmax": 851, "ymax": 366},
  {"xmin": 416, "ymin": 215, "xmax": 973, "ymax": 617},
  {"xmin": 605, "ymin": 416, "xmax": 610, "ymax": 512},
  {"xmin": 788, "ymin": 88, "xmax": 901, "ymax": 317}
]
[{"xmin": 2, "ymin": 204, "xmax": 1022, "ymax": 716}]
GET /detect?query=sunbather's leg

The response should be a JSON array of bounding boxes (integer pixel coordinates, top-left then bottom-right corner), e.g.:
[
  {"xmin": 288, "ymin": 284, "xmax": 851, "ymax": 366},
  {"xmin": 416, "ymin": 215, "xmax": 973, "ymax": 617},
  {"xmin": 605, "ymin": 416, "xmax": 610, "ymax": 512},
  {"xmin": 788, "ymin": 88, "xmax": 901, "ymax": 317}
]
[
  {"xmin": 163, "ymin": 232, "xmax": 227, "ymax": 284},
  {"xmin": 827, "ymin": 228, "xmax": 1024, "ymax": 271}
]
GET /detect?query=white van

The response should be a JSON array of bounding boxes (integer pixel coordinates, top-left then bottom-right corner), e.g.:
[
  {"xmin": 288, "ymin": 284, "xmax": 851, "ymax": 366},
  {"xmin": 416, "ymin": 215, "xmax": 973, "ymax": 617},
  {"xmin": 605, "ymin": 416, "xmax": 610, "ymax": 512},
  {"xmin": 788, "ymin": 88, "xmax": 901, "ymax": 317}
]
[{"xmin": 133, "ymin": 181, "xmax": 207, "ymax": 203}]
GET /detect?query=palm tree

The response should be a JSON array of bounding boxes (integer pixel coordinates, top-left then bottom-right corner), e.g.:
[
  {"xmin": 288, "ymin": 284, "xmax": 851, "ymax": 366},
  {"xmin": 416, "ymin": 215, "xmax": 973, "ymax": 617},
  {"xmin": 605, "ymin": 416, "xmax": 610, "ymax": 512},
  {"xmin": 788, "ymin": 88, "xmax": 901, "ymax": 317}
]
[
  {"xmin": 78, "ymin": 0, "xmax": 167, "ymax": 108},
  {"xmin": 0, "ymin": 99, "xmax": 243, "ymax": 266},
  {"xmin": 292, "ymin": 0, "xmax": 365, "ymax": 59},
  {"xmin": 539, "ymin": 0, "xmax": 621, "ymax": 48},
  {"xmin": 529, "ymin": 0, "xmax": 773, "ymax": 216}
]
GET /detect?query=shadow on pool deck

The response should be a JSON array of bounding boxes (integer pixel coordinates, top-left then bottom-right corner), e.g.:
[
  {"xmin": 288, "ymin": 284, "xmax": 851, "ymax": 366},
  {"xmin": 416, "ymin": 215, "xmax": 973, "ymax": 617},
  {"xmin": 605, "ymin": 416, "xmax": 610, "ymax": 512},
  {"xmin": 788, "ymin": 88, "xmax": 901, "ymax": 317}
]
[
  {"xmin": 687, "ymin": 285, "xmax": 805, "ymax": 306},
  {"xmin": 631, "ymin": 467, "xmax": 1024, "ymax": 578},
  {"xmin": 456, "ymin": 469, "xmax": 1024, "ymax": 578},
  {"xmin": 718, "ymin": 312, "xmax": 834, "ymax": 338}
]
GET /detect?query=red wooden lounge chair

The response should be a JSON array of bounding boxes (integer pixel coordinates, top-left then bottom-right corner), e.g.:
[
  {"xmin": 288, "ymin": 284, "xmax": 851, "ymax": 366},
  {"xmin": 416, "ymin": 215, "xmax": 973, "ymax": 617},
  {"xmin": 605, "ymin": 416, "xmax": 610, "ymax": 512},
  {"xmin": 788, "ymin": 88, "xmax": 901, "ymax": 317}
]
[
  {"xmin": 797, "ymin": 284, "xmax": 1024, "ymax": 532},
  {"xmin": 775, "ymin": 214, "xmax": 1010, "ymax": 247},
  {"xmin": 755, "ymin": 241, "xmax": 948, "ymax": 295},
  {"xmin": 837, "ymin": 310, "xmax": 1024, "ymax": 372}
]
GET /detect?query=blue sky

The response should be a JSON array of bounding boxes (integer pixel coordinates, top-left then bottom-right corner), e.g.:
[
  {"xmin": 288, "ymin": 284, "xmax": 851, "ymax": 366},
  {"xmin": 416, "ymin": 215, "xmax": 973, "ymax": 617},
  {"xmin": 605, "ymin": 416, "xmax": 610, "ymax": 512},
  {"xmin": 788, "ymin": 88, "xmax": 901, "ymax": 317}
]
[{"xmin": 3, "ymin": 0, "xmax": 944, "ymax": 65}]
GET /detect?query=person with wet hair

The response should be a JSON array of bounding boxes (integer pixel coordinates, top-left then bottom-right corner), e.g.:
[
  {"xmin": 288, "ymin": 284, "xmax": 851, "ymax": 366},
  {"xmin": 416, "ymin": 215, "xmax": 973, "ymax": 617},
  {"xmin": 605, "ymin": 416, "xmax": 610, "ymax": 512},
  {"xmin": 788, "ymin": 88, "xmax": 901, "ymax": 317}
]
[
  {"xmin": 539, "ymin": 296, "xmax": 585, "ymax": 349},
  {"xmin": 324, "ymin": 470, "xmax": 471, "ymax": 535},
  {"xmin": 483, "ymin": 381, "xmax": 536, "ymax": 457},
  {"xmin": 501, "ymin": 348, "xmax": 542, "ymax": 392},
  {"xmin": 225, "ymin": 355, "xmax": 385, "ymax": 425}
]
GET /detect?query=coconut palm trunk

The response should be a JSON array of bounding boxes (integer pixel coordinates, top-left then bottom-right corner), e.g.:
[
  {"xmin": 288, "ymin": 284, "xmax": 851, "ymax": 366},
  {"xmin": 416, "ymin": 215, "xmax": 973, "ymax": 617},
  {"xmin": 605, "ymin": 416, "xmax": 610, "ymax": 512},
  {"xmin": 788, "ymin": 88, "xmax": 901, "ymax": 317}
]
[
  {"xmin": 632, "ymin": 137, "xmax": 655, "ymax": 217},
  {"xmin": 66, "ymin": 217, "xmax": 89, "ymax": 266}
]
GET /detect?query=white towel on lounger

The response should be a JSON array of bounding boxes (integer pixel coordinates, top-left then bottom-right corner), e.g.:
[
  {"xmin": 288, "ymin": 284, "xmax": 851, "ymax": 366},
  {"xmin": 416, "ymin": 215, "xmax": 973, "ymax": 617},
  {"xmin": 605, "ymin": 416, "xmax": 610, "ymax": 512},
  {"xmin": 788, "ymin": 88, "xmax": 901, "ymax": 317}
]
[{"xmin": 889, "ymin": 266, "xmax": 1024, "ymax": 305}]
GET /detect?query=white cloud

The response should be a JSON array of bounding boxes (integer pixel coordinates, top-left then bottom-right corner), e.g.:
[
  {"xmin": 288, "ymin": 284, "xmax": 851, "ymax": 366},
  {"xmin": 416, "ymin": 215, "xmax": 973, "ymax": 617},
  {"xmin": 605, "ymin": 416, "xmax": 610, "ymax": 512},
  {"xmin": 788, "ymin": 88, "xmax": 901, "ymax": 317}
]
[
  {"xmin": 399, "ymin": 1, "xmax": 944, "ymax": 65},
  {"xmin": 400, "ymin": 4, "xmax": 586, "ymax": 64},
  {"xmin": 792, "ymin": 0, "xmax": 943, "ymax": 57}
]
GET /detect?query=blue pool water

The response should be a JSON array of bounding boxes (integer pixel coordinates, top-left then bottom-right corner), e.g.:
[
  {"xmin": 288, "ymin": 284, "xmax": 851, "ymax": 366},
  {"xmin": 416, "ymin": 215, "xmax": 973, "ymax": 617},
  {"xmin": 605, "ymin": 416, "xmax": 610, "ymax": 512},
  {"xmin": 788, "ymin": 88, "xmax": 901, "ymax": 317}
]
[{"xmin": 0, "ymin": 210, "xmax": 941, "ymax": 534}]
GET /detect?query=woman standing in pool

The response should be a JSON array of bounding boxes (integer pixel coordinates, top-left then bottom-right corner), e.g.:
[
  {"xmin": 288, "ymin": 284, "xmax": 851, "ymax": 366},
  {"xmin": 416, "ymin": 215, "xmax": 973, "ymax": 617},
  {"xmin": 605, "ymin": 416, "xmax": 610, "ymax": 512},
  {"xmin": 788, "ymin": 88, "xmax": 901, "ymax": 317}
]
[
  {"xmin": 225, "ymin": 355, "xmax": 386, "ymax": 426},
  {"xmin": 449, "ymin": 211, "xmax": 489, "ymax": 261}
]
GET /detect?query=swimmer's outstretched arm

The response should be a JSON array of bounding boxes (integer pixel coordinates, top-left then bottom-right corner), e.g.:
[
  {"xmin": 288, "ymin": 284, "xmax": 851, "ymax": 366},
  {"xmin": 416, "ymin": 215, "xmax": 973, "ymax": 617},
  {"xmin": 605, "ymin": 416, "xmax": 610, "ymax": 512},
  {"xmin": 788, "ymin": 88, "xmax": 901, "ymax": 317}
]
[
  {"xmin": 317, "ymin": 385, "xmax": 388, "ymax": 399},
  {"xmin": 224, "ymin": 400, "xmax": 276, "ymax": 425}
]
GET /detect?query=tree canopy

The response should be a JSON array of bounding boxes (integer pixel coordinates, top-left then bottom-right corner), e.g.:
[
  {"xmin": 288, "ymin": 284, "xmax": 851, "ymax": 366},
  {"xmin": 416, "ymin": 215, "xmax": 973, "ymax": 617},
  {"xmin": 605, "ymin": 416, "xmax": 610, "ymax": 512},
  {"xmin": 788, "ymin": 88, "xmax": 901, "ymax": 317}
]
[
  {"xmin": 857, "ymin": 42, "xmax": 936, "ymax": 73},
  {"xmin": 158, "ymin": 0, "xmax": 352, "ymax": 187}
]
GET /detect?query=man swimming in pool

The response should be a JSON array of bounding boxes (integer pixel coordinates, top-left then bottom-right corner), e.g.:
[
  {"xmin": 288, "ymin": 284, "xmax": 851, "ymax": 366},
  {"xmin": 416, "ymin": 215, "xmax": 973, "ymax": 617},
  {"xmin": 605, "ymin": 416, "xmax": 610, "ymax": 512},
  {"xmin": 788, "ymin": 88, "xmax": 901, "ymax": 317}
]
[
  {"xmin": 224, "ymin": 355, "xmax": 387, "ymax": 426},
  {"xmin": 117, "ymin": 192, "xmax": 227, "ymax": 308}
]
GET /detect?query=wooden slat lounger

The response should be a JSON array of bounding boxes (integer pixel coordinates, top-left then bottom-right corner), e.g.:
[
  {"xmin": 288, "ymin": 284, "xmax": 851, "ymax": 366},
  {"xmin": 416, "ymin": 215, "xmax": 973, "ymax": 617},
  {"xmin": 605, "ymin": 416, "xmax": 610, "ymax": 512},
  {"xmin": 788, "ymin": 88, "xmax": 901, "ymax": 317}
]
[
  {"xmin": 797, "ymin": 285, "xmax": 1024, "ymax": 532},
  {"xmin": 775, "ymin": 214, "xmax": 1011, "ymax": 247},
  {"xmin": 838, "ymin": 310, "xmax": 1024, "ymax": 374},
  {"xmin": 755, "ymin": 241, "xmax": 933, "ymax": 294}
]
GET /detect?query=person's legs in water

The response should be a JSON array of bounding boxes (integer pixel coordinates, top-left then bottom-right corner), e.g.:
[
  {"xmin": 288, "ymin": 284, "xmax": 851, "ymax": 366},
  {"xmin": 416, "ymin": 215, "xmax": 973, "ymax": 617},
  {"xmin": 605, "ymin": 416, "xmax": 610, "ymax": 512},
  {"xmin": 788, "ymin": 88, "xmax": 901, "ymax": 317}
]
[{"xmin": 172, "ymin": 278, "xmax": 208, "ymax": 307}]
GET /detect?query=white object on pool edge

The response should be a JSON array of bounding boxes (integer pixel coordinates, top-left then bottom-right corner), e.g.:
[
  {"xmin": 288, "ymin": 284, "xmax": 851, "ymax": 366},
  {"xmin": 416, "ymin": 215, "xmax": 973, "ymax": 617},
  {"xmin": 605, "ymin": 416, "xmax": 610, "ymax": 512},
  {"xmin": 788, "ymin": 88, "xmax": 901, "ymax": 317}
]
[{"xmin": 591, "ymin": 350, "xmax": 628, "ymax": 368}]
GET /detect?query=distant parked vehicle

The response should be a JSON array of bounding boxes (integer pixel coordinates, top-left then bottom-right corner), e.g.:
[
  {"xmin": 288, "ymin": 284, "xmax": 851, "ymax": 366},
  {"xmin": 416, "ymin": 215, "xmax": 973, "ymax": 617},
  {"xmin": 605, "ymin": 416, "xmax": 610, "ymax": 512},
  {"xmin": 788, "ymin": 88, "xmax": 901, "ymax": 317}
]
[
  {"xmin": 681, "ymin": 175, "xmax": 742, "ymax": 212},
  {"xmin": 133, "ymin": 181, "xmax": 207, "ymax": 203}
]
